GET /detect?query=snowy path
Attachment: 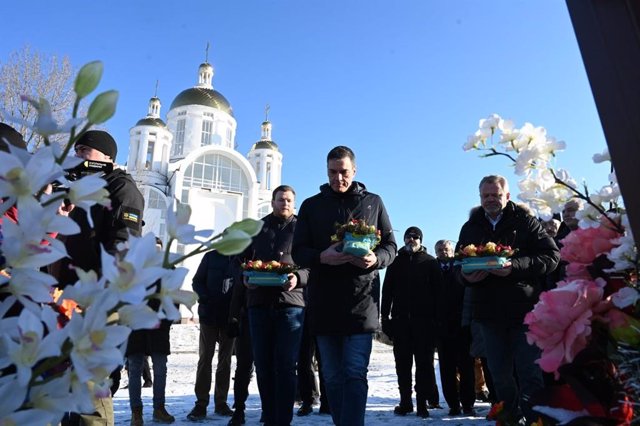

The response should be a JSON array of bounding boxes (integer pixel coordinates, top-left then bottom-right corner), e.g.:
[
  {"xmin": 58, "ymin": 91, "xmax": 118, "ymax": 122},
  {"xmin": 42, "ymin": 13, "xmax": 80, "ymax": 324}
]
[{"xmin": 113, "ymin": 324, "xmax": 492, "ymax": 425}]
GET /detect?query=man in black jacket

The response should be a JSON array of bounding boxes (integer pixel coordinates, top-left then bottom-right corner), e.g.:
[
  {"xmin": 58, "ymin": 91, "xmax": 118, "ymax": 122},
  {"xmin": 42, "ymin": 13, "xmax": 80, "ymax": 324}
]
[
  {"xmin": 57, "ymin": 130, "xmax": 144, "ymax": 426},
  {"xmin": 381, "ymin": 226, "xmax": 442, "ymax": 419},
  {"xmin": 187, "ymin": 250, "xmax": 236, "ymax": 421},
  {"xmin": 457, "ymin": 175, "xmax": 559, "ymax": 424},
  {"xmin": 293, "ymin": 146, "xmax": 396, "ymax": 426},
  {"xmin": 58, "ymin": 130, "xmax": 144, "ymax": 287},
  {"xmin": 434, "ymin": 239, "xmax": 475, "ymax": 417},
  {"xmin": 238, "ymin": 185, "xmax": 309, "ymax": 426}
]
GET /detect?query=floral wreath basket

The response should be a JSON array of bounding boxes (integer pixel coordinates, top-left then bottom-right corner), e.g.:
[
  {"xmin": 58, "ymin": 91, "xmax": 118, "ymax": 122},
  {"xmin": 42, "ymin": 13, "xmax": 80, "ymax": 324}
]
[
  {"xmin": 454, "ymin": 242, "xmax": 516, "ymax": 273},
  {"xmin": 331, "ymin": 219, "xmax": 381, "ymax": 257},
  {"xmin": 241, "ymin": 260, "xmax": 298, "ymax": 286}
]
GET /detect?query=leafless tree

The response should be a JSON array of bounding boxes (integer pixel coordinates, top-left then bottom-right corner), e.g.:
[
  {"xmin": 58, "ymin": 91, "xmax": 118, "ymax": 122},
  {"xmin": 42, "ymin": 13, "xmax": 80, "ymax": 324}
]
[{"xmin": 0, "ymin": 45, "xmax": 76, "ymax": 150}]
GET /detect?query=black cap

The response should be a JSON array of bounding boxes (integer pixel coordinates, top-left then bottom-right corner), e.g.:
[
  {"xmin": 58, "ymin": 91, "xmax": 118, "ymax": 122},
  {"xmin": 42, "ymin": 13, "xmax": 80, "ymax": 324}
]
[
  {"xmin": 75, "ymin": 130, "xmax": 117, "ymax": 160},
  {"xmin": 0, "ymin": 123, "xmax": 27, "ymax": 152},
  {"xmin": 404, "ymin": 226, "xmax": 423, "ymax": 241}
]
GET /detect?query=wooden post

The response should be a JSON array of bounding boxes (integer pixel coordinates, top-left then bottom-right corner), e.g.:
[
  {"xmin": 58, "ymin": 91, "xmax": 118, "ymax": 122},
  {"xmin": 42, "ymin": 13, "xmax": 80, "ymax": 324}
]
[{"xmin": 566, "ymin": 0, "xmax": 640, "ymax": 247}]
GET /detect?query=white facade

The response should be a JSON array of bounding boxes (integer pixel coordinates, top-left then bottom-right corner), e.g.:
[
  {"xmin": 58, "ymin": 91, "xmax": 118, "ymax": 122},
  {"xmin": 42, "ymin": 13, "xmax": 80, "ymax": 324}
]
[{"xmin": 126, "ymin": 60, "xmax": 283, "ymax": 317}]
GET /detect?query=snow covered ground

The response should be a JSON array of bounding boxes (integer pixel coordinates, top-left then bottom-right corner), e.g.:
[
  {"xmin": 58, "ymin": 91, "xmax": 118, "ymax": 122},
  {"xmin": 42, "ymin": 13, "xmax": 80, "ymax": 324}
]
[{"xmin": 113, "ymin": 324, "xmax": 492, "ymax": 425}]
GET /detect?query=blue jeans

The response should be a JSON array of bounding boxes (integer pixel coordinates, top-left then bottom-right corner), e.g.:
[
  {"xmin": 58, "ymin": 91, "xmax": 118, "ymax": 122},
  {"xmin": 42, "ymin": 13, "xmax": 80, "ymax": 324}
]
[
  {"xmin": 316, "ymin": 334, "xmax": 372, "ymax": 426},
  {"xmin": 477, "ymin": 321, "xmax": 543, "ymax": 422},
  {"xmin": 128, "ymin": 352, "xmax": 168, "ymax": 409},
  {"xmin": 248, "ymin": 306, "xmax": 304, "ymax": 426}
]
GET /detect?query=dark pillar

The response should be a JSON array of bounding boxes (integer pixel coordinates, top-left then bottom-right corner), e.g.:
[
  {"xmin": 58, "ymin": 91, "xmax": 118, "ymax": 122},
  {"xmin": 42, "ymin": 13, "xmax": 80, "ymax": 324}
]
[{"xmin": 566, "ymin": 0, "xmax": 640, "ymax": 247}]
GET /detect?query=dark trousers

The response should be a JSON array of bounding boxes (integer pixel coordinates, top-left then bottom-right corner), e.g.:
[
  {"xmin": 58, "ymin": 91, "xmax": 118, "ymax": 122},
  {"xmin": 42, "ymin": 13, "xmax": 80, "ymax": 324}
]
[
  {"xmin": 297, "ymin": 313, "xmax": 328, "ymax": 408},
  {"xmin": 477, "ymin": 321, "xmax": 543, "ymax": 422},
  {"xmin": 231, "ymin": 314, "xmax": 254, "ymax": 411},
  {"xmin": 438, "ymin": 328, "xmax": 476, "ymax": 410},
  {"xmin": 249, "ymin": 306, "xmax": 305, "ymax": 426},
  {"xmin": 392, "ymin": 318, "xmax": 438, "ymax": 406},
  {"xmin": 194, "ymin": 323, "xmax": 235, "ymax": 409}
]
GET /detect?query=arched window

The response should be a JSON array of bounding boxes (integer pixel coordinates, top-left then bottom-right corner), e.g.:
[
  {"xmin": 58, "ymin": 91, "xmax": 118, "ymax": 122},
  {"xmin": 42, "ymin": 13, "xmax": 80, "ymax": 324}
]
[{"xmin": 183, "ymin": 152, "xmax": 250, "ymax": 216}]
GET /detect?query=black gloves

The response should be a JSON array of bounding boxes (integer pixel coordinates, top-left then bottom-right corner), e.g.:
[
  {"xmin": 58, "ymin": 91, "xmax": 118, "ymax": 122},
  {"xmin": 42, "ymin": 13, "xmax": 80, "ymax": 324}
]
[
  {"xmin": 226, "ymin": 318, "xmax": 241, "ymax": 338},
  {"xmin": 381, "ymin": 317, "xmax": 393, "ymax": 339}
]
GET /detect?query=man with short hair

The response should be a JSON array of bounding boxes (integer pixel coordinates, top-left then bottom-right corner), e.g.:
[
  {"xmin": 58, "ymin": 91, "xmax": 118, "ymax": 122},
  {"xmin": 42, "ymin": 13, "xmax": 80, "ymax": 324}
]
[
  {"xmin": 456, "ymin": 175, "xmax": 559, "ymax": 424},
  {"xmin": 381, "ymin": 227, "xmax": 442, "ymax": 418},
  {"xmin": 57, "ymin": 130, "xmax": 145, "ymax": 426},
  {"xmin": 293, "ymin": 146, "xmax": 397, "ymax": 426},
  {"xmin": 434, "ymin": 239, "xmax": 476, "ymax": 417},
  {"xmin": 236, "ymin": 185, "xmax": 309, "ymax": 426},
  {"xmin": 186, "ymin": 250, "xmax": 236, "ymax": 421}
]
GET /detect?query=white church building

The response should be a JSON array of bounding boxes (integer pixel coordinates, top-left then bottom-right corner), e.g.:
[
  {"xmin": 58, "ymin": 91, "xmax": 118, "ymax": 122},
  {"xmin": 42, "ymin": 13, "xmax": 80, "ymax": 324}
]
[{"xmin": 125, "ymin": 60, "xmax": 283, "ymax": 316}]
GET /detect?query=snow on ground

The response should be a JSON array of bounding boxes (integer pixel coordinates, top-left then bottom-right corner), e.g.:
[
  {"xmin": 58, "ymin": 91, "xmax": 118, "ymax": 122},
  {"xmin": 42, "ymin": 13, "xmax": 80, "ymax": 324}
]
[{"xmin": 113, "ymin": 324, "xmax": 492, "ymax": 425}]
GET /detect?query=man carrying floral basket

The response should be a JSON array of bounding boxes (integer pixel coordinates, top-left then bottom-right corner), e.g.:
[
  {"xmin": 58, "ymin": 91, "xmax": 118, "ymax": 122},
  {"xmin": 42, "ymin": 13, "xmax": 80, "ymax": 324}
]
[
  {"xmin": 232, "ymin": 185, "xmax": 309, "ymax": 426},
  {"xmin": 456, "ymin": 175, "xmax": 559, "ymax": 425},
  {"xmin": 293, "ymin": 146, "xmax": 397, "ymax": 426}
]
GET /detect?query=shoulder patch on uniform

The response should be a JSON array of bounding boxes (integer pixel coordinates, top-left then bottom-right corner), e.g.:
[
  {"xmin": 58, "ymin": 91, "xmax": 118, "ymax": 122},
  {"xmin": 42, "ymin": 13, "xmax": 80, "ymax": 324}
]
[{"xmin": 121, "ymin": 208, "xmax": 141, "ymax": 224}]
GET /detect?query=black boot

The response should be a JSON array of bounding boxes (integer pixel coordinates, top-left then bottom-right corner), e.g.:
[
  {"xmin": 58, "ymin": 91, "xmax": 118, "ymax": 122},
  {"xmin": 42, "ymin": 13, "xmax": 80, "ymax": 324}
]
[
  {"xmin": 227, "ymin": 409, "xmax": 245, "ymax": 426},
  {"xmin": 416, "ymin": 400, "xmax": 429, "ymax": 418}
]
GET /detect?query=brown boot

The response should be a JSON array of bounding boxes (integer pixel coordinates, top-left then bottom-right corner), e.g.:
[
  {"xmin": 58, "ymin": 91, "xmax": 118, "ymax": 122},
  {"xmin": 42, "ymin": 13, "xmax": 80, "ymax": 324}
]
[
  {"xmin": 131, "ymin": 406, "xmax": 144, "ymax": 426},
  {"xmin": 153, "ymin": 405, "xmax": 176, "ymax": 424}
]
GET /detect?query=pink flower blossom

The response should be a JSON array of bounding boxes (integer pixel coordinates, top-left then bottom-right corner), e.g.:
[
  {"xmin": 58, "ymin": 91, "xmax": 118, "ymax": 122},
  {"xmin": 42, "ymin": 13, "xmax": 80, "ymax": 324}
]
[
  {"xmin": 525, "ymin": 279, "xmax": 605, "ymax": 375},
  {"xmin": 560, "ymin": 225, "xmax": 620, "ymax": 265}
]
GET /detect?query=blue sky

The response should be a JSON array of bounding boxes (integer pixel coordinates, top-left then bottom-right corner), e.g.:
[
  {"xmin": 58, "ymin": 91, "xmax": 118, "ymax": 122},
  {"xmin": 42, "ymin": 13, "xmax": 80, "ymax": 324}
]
[{"xmin": 1, "ymin": 1, "xmax": 609, "ymax": 251}]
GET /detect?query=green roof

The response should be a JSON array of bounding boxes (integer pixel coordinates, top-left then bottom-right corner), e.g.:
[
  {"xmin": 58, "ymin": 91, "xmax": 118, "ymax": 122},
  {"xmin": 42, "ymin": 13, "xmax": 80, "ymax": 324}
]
[
  {"xmin": 135, "ymin": 117, "xmax": 167, "ymax": 127},
  {"xmin": 170, "ymin": 87, "xmax": 233, "ymax": 116},
  {"xmin": 251, "ymin": 140, "xmax": 279, "ymax": 151}
]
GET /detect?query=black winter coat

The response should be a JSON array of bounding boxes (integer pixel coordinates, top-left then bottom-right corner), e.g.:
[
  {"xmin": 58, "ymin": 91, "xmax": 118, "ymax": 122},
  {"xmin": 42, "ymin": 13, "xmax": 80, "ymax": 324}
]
[
  {"xmin": 238, "ymin": 213, "xmax": 309, "ymax": 309},
  {"xmin": 57, "ymin": 168, "xmax": 144, "ymax": 287},
  {"xmin": 293, "ymin": 182, "xmax": 396, "ymax": 335},
  {"xmin": 456, "ymin": 201, "xmax": 560, "ymax": 323},
  {"xmin": 437, "ymin": 259, "xmax": 466, "ymax": 336},
  {"xmin": 192, "ymin": 250, "xmax": 235, "ymax": 326},
  {"xmin": 381, "ymin": 246, "xmax": 442, "ymax": 324}
]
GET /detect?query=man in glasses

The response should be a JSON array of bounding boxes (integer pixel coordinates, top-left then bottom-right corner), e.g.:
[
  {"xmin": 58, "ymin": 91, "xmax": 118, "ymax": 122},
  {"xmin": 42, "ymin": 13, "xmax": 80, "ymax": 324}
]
[{"xmin": 381, "ymin": 226, "xmax": 443, "ymax": 418}]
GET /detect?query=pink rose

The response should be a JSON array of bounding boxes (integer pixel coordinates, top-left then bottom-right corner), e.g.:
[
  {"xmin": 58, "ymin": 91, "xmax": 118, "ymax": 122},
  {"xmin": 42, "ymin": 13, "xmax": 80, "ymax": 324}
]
[
  {"xmin": 525, "ymin": 279, "xmax": 605, "ymax": 375},
  {"xmin": 560, "ymin": 225, "xmax": 620, "ymax": 265}
]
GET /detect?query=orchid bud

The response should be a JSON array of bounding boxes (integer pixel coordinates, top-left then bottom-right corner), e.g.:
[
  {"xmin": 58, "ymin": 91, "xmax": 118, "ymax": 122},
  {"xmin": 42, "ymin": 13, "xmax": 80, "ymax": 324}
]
[
  {"xmin": 210, "ymin": 229, "xmax": 252, "ymax": 255},
  {"xmin": 87, "ymin": 90, "xmax": 118, "ymax": 124},
  {"xmin": 227, "ymin": 218, "xmax": 263, "ymax": 237},
  {"xmin": 74, "ymin": 61, "xmax": 104, "ymax": 98}
]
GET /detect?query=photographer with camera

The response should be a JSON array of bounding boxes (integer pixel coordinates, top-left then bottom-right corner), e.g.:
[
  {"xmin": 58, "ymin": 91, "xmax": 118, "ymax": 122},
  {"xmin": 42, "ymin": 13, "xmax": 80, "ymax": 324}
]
[{"xmin": 57, "ymin": 130, "xmax": 144, "ymax": 426}]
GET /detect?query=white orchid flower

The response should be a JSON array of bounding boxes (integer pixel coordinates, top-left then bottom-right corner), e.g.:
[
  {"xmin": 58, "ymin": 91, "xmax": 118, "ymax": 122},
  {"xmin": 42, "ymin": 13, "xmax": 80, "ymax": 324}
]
[
  {"xmin": 100, "ymin": 234, "xmax": 167, "ymax": 305},
  {"xmin": 60, "ymin": 268, "xmax": 112, "ymax": 309},
  {"xmin": 611, "ymin": 286, "xmax": 639, "ymax": 309},
  {"xmin": 462, "ymin": 133, "xmax": 481, "ymax": 151},
  {"xmin": 606, "ymin": 236, "xmax": 637, "ymax": 272},
  {"xmin": 117, "ymin": 304, "xmax": 160, "ymax": 330},
  {"xmin": 576, "ymin": 204, "xmax": 602, "ymax": 229},
  {"xmin": 65, "ymin": 173, "xmax": 111, "ymax": 227},
  {"xmin": 11, "ymin": 95, "xmax": 84, "ymax": 136},
  {"xmin": 597, "ymin": 185, "xmax": 621, "ymax": 203},
  {"xmin": 4, "ymin": 268, "xmax": 57, "ymax": 306},
  {"xmin": 0, "ymin": 309, "xmax": 63, "ymax": 387},
  {"xmin": 166, "ymin": 199, "xmax": 213, "ymax": 244},
  {"xmin": 66, "ymin": 300, "xmax": 130, "ymax": 383},
  {"xmin": 592, "ymin": 148, "xmax": 610, "ymax": 164},
  {"xmin": 478, "ymin": 113, "xmax": 501, "ymax": 133},
  {"xmin": 0, "ymin": 219, "xmax": 68, "ymax": 269},
  {"xmin": 0, "ymin": 146, "xmax": 66, "ymax": 214},
  {"xmin": 0, "ymin": 374, "xmax": 29, "ymax": 422},
  {"xmin": 155, "ymin": 267, "xmax": 197, "ymax": 321},
  {"xmin": 27, "ymin": 372, "xmax": 75, "ymax": 418}
]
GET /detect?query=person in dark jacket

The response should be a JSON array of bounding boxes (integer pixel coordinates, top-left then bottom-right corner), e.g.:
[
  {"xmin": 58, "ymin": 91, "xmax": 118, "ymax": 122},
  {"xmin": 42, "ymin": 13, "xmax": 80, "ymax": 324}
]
[
  {"xmin": 434, "ymin": 239, "xmax": 476, "ymax": 417},
  {"xmin": 57, "ymin": 130, "xmax": 145, "ymax": 288},
  {"xmin": 237, "ymin": 185, "xmax": 309, "ymax": 426},
  {"xmin": 56, "ymin": 130, "xmax": 144, "ymax": 426},
  {"xmin": 381, "ymin": 226, "xmax": 442, "ymax": 418},
  {"xmin": 456, "ymin": 175, "xmax": 559, "ymax": 424},
  {"xmin": 292, "ymin": 146, "xmax": 397, "ymax": 426},
  {"xmin": 127, "ymin": 237, "xmax": 175, "ymax": 425},
  {"xmin": 186, "ymin": 250, "xmax": 236, "ymax": 421}
]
